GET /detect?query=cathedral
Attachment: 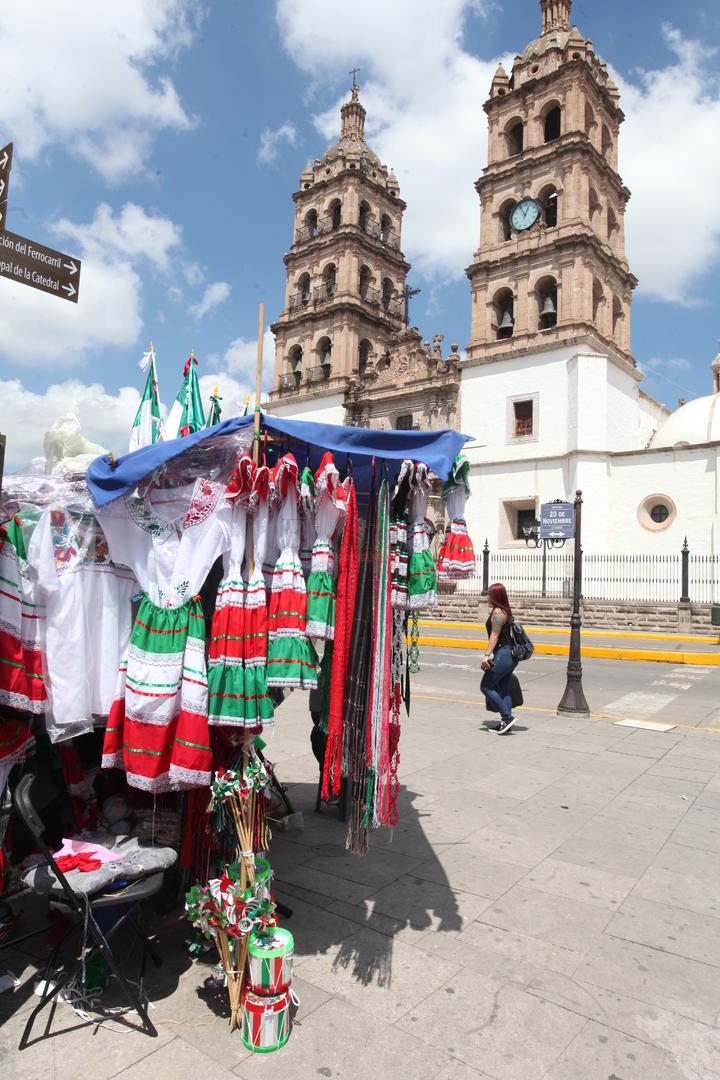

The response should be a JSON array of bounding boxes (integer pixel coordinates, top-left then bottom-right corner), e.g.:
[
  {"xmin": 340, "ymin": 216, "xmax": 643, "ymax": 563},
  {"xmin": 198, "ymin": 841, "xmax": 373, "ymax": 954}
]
[{"xmin": 267, "ymin": 0, "xmax": 720, "ymax": 558}]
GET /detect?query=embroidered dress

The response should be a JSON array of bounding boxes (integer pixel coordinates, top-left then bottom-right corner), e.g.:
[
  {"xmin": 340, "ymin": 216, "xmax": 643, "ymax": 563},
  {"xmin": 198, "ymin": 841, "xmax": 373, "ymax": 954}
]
[
  {"xmin": 306, "ymin": 453, "xmax": 346, "ymax": 641},
  {"xmin": 0, "ymin": 512, "xmax": 47, "ymax": 715},
  {"xmin": 207, "ymin": 455, "xmax": 274, "ymax": 730},
  {"xmin": 298, "ymin": 465, "xmax": 316, "ymax": 579},
  {"xmin": 266, "ymin": 455, "xmax": 317, "ymax": 689},
  {"xmin": 28, "ymin": 509, "xmax": 136, "ymax": 743},
  {"xmin": 438, "ymin": 453, "xmax": 476, "ymax": 579},
  {"xmin": 407, "ymin": 463, "xmax": 437, "ymax": 611},
  {"xmin": 389, "ymin": 460, "xmax": 413, "ymax": 611},
  {"xmin": 99, "ymin": 479, "xmax": 230, "ymax": 792}
]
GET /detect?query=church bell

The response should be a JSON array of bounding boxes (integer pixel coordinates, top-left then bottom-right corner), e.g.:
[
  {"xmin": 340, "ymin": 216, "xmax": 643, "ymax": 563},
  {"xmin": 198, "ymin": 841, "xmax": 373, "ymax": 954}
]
[
  {"xmin": 540, "ymin": 295, "xmax": 557, "ymax": 318},
  {"xmin": 498, "ymin": 309, "xmax": 514, "ymax": 332}
]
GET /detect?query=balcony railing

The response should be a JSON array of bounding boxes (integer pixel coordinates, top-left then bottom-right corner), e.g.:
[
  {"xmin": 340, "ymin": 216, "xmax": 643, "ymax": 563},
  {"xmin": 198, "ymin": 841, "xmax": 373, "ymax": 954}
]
[
  {"xmin": 359, "ymin": 286, "xmax": 379, "ymax": 306},
  {"xmin": 288, "ymin": 292, "xmax": 311, "ymax": 312},
  {"xmin": 314, "ymin": 283, "xmax": 336, "ymax": 304},
  {"xmin": 294, "ymin": 224, "xmax": 316, "ymax": 243}
]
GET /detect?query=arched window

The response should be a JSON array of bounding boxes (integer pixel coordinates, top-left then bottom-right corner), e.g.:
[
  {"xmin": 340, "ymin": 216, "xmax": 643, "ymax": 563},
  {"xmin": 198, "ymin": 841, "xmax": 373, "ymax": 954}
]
[
  {"xmin": 536, "ymin": 276, "xmax": 558, "ymax": 330},
  {"xmin": 505, "ymin": 120, "xmax": 524, "ymax": 158},
  {"xmin": 612, "ymin": 296, "xmax": 623, "ymax": 338},
  {"xmin": 304, "ymin": 209, "xmax": 317, "ymax": 238},
  {"xmin": 380, "ymin": 214, "xmax": 392, "ymax": 242},
  {"xmin": 359, "ymin": 201, "xmax": 370, "ymax": 231},
  {"xmin": 322, "ymin": 263, "xmax": 336, "ymax": 299},
  {"xmin": 543, "ymin": 105, "xmax": 561, "ymax": 143},
  {"xmin": 539, "ymin": 186, "xmax": 558, "ymax": 228},
  {"xmin": 589, "ymin": 187, "xmax": 602, "ymax": 228},
  {"xmin": 358, "ymin": 265, "xmax": 372, "ymax": 300},
  {"xmin": 329, "ymin": 199, "xmax": 342, "ymax": 230},
  {"xmin": 584, "ymin": 102, "xmax": 595, "ymax": 142},
  {"xmin": 289, "ymin": 345, "xmax": 303, "ymax": 382},
  {"xmin": 493, "ymin": 287, "xmax": 514, "ymax": 340},
  {"xmin": 382, "ymin": 277, "xmax": 394, "ymax": 311},
  {"xmin": 316, "ymin": 336, "xmax": 332, "ymax": 375},
  {"xmin": 297, "ymin": 272, "xmax": 311, "ymax": 307},
  {"xmin": 601, "ymin": 124, "xmax": 612, "ymax": 160},
  {"xmin": 607, "ymin": 206, "xmax": 618, "ymax": 243},
  {"xmin": 499, "ymin": 199, "xmax": 515, "ymax": 242},
  {"xmin": 395, "ymin": 414, "xmax": 413, "ymax": 430},
  {"xmin": 358, "ymin": 339, "xmax": 371, "ymax": 372},
  {"xmin": 592, "ymin": 279, "xmax": 604, "ymax": 326}
]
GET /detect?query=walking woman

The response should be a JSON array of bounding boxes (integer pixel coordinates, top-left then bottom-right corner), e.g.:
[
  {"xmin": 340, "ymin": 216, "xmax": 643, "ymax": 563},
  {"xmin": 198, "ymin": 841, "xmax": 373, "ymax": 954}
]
[{"xmin": 480, "ymin": 583, "xmax": 518, "ymax": 734}]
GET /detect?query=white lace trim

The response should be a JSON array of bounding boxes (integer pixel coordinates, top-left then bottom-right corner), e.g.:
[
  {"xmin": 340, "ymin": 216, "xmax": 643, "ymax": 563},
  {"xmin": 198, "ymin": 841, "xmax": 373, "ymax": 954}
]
[{"xmin": 0, "ymin": 689, "xmax": 47, "ymax": 713}]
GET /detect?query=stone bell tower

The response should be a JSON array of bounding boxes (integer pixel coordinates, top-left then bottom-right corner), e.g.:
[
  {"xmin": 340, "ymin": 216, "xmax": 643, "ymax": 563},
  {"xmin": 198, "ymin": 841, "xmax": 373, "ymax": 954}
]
[
  {"xmin": 269, "ymin": 83, "xmax": 411, "ymax": 406},
  {"xmin": 465, "ymin": 0, "xmax": 637, "ymax": 366}
]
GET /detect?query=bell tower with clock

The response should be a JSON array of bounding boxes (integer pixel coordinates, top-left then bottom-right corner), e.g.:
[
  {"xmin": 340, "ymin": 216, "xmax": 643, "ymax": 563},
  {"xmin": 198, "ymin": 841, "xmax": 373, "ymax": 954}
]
[{"xmin": 465, "ymin": 0, "xmax": 637, "ymax": 366}]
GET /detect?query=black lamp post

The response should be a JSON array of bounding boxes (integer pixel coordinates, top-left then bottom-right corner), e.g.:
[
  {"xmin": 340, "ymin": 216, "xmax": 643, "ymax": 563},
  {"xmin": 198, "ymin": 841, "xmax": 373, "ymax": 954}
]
[
  {"xmin": 523, "ymin": 506, "xmax": 566, "ymax": 598},
  {"xmin": 557, "ymin": 490, "xmax": 590, "ymax": 719}
]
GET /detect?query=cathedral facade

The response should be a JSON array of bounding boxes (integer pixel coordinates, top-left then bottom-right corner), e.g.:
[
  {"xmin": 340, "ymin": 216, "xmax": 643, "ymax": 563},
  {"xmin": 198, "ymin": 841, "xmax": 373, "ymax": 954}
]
[{"xmin": 267, "ymin": 0, "xmax": 720, "ymax": 558}]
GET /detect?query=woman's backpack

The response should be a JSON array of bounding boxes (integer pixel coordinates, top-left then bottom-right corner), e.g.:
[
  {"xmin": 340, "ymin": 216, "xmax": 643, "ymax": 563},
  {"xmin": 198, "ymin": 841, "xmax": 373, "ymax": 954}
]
[{"xmin": 510, "ymin": 618, "xmax": 534, "ymax": 662}]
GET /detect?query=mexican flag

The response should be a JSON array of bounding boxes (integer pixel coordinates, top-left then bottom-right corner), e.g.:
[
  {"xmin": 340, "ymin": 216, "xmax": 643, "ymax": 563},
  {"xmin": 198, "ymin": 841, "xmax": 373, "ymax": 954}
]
[
  {"xmin": 206, "ymin": 387, "xmax": 222, "ymax": 427},
  {"xmin": 165, "ymin": 354, "xmax": 206, "ymax": 439},
  {"xmin": 129, "ymin": 349, "xmax": 164, "ymax": 453}
]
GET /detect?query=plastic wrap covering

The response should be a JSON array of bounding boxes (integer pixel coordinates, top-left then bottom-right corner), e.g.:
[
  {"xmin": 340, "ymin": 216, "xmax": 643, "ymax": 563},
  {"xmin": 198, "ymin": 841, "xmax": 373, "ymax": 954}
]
[
  {"xmin": 43, "ymin": 414, "xmax": 106, "ymax": 476},
  {"xmin": 0, "ymin": 471, "xmax": 93, "ymax": 523}
]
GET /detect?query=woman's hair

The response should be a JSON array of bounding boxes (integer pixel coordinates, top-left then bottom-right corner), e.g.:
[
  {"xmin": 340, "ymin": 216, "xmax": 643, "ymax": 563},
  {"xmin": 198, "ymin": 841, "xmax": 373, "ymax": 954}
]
[{"xmin": 487, "ymin": 582, "xmax": 512, "ymax": 622}]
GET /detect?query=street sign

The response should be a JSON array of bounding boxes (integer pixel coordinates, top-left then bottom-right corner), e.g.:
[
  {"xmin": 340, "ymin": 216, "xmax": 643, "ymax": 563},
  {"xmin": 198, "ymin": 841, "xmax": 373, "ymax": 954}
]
[
  {"xmin": 0, "ymin": 229, "xmax": 80, "ymax": 303},
  {"xmin": 540, "ymin": 500, "xmax": 574, "ymax": 540}
]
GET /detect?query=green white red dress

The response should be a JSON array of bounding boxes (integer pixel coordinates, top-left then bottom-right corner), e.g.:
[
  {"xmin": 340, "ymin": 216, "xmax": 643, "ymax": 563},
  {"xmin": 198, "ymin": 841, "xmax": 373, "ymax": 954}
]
[
  {"xmin": 207, "ymin": 454, "xmax": 274, "ymax": 731},
  {"xmin": 306, "ymin": 453, "xmax": 346, "ymax": 641},
  {"xmin": 438, "ymin": 453, "xmax": 476, "ymax": 579},
  {"xmin": 407, "ymin": 463, "xmax": 437, "ymax": 610},
  {"xmin": 0, "ymin": 511, "xmax": 47, "ymax": 716},
  {"xmin": 99, "ymin": 479, "xmax": 230, "ymax": 793},
  {"xmin": 266, "ymin": 455, "xmax": 318, "ymax": 689}
]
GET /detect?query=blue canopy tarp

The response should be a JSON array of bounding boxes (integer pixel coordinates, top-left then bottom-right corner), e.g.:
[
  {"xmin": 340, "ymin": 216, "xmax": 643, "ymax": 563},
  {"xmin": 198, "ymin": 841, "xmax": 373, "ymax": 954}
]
[{"xmin": 86, "ymin": 412, "xmax": 471, "ymax": 507}]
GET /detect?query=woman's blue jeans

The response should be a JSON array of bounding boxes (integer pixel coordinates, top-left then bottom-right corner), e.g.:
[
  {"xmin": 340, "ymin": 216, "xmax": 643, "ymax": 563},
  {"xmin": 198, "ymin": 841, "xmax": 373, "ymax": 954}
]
[{"xmin": 480, "ymin": 644, "xmax": 517, "ymax": 720}]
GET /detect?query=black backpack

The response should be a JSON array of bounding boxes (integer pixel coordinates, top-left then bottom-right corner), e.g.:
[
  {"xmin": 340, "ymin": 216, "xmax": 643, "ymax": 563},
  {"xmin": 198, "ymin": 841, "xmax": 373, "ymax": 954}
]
[{"xmin": 510, "ymin": 618, "xmax": 534, "ymax": 662}]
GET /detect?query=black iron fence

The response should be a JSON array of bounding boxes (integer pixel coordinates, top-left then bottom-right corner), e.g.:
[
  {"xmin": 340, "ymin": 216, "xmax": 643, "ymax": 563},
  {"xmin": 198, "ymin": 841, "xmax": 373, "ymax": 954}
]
[{"xmin": 450, "ymin": 540, "xmax": 720, "ymax": 604}]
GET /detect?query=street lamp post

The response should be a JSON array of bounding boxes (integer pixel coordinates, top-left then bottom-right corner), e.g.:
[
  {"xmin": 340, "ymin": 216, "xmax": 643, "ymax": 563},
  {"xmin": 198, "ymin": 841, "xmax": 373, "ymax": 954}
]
[
  {"xmin": 557, "ymin": 490, "xmax": 590, "ymax": 719},
  {"xmin": 523, "ymin": 505, "xmax": 566, "ymax": 598}
]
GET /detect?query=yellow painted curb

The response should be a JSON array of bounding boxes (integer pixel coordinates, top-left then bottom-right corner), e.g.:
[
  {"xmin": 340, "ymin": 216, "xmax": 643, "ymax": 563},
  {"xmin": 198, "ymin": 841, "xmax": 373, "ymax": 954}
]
[
  {"xmin": 412, "ymin": 635, "xmax": 720, "ymax": 666},
  {"xmin": 419, "ymin": 620, "xmax": 720, "ymax": 645}
]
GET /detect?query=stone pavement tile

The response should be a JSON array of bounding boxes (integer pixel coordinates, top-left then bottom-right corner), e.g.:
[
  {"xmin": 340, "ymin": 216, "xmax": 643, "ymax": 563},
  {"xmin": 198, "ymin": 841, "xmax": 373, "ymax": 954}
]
[
  {"xmin": 116, "ymin": 1032, "xmax": 238, "ymax": 1079},
  {"xmin": 235, "ymin": 997, "xmax": 451, "ymax": 1080},
  {"xmin": 0, "ymin": 1015, "xmax": 54, "ymax": 1080},
  {"xmin": 470, "ymin": 766, "xmax": 562, "ymax": 801},
  {"xmin": 608, "ymin": 735, "xmax": 681, "ymax": 759},
  {"xmin": 551, "ymin": 834, "xmax": 661, "ymax": 878},
  {"xmin": 324, "ymin": 896, "xmax": 408, "ymax": 938},
  {"xmin": 292, "ymin": 926, "xmax": 459, "ymax": 1022},
  {"xmin": 537, "ymin": 730, "xmax": 628, "ymax": 755},
  {"xmin": 395, "ymin": 966, "xmax": 587, "ymax": 1080},
  {"xmin": 300, "ymin": 846, "xmax": 426, "ymax": 890},
  {"xmin": 0, "ymin": 954, "xmax": 44, "ymax": 1024},
  {"xmin": 52, "ymin": 1012, "xmax": 174, "ymax": 1079},
  {"xmin": 575, "ymin": 935, "xmax": 720, "ymax": 1025},
  {"xmin": 476, "ymin": 885, "xmax": 613, "ymax": 954},
  {"xmin": 367, "ymin": 875, "xmax": 492, "ymax": 940},
  {"xmin": 707, "ymin": 775, "xmax": 720, "ymax": 790},
  {"xmin": 623, "ymin": 772, "xmax": 706, "ymax": 800},
  {"xmin": 632, "ymin": 842, "xmax": 720, "ymax": 918},
  {"xmin": 577, "ymin": 809, "xmax": 675, "ymax": 850},
  {"xmin": 271, "ymin": 859, "xmax": 377, "ymax": 906},
  {"xmin": 416, "ymin": 843, "xmax": 530, "ymax": 899},
  {"xmin": 670, "ymin": 818, "xmax": 720, "ymax": 854},
  {"xmin": 525, "ymin": 969, "xmax": 720, "ymax": 1076},
  {"xmin": 543, "ymin": 1019, "xmax": 689, "ymax": 1080},
  {"xmin": 605, "ymin": 894, "xmax": 720, "ymax": 967},
  {"xmin": 457, "ymin": 918, "xmax": 591, "ymax": 979},
  {"xmin": 594, "ymin": 798, "xmax": 688, "ymax": 833},
  {"xmin": 431, "ymin": 1058, "xmax": 495, "ymax": 1080},
  {"xmin": 267, "ymin": 893, "xmax": 361, "ymax": 959},
  {"xmin": 520, "ymin": 857, "xmax": 636, "ymax": 909},
  {"xmin": 648, "ymin": 759, "xmax": 720, "ymax": 783},
  {"xmin": 665, "ymin": 735, "xmax": 720, "ymax": 761},
  {"xmin": 457, "ymin": 825, "xmax": 564, "ymax": 870}
]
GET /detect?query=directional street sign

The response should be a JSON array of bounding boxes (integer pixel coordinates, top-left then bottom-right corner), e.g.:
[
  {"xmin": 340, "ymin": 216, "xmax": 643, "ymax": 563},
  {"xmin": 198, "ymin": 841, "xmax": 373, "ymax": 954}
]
[
  {"xmin": 540, "ymin": 500, "xmax": 574, "ymax": 540},
  {"xmin": 0, "ymin": 229, "xmax": 81, "ymax": 303}
]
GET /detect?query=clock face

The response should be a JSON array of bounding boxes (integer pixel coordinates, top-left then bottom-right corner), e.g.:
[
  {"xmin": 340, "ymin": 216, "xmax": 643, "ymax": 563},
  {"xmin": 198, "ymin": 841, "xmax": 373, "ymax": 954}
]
[{"xmin": 509, "ymin": 197, "xmax": 541, "ymax": 233}]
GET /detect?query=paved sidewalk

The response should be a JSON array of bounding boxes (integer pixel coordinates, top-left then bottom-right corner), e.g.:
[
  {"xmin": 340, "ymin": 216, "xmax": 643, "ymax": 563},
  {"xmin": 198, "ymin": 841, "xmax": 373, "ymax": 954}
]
[{"xmin": 2, "ymin": 654, "xmax": 720, "ymax": 1078}]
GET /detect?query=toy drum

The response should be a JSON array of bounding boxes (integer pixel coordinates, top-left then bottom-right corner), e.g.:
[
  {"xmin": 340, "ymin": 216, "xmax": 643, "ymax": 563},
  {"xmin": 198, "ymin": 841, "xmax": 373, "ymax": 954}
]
[
  {"xmin": 241, "ymin": 988, "xmax": 290, "ymax": 1053},
  {"xmin": 253, "ymin": 856, "xmax": 273, "ymax": 900},
  {"xmin": 248, "ymin": 927, "xmax": 294, "ymax": 994}
]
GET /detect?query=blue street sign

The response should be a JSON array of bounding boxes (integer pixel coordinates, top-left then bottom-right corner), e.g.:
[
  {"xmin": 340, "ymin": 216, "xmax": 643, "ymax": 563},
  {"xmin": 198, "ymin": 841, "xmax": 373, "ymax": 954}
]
[{"xmin": 540, "ymin": 501, "xmax": 574, "ymax": 540}]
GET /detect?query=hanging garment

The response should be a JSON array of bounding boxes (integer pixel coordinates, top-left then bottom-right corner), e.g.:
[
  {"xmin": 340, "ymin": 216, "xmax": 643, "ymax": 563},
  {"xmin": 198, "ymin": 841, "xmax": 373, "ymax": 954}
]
[
  {"xmin": 322, "ymin": 477, "xmax": 358, "ymax": 800},
  {"xmin": 438, "ymin": 453, "xmax": 476, "ymax": 579},
  {"xmin": 407, "ymin": 463, "xmax": 437, "ymax": 611},
  {"xmin": 0, "ymin": 511, "xmax": 47, "ymax": 715},
  {"xmin": 367, "ymin": 477, "xmax": 392, "ymax": 828},
  {"xmin": 298, "ymin": 464, "xmax": 316, "ymax": 579},
  {"xmin": 389, "ymin": 460, "xmax": 413, "ymax": 611},
  {"xmin": 306, "ymin": 453, "xmax": 346, "ymax": 641},
  {"xmin": 99, "ymin": 478, "xmax": 231, "ymax": 793},
  {"xmin": 266, "ymin": 455, "xmax": 317, "ymax": 689},
  {"xmin": 28, "ymin": 509, "xmax": 136, "ymax": 743},
  {"xmin": 207, "ymin": 454, "xmax": 274, "ymax": 731}
]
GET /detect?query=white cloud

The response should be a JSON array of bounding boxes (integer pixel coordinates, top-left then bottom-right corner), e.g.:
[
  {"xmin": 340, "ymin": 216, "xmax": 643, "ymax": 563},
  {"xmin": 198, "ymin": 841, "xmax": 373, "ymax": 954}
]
[
  {"xmin": 258, "ymin": 122, "xmax": 298, "ymax": 166},
  {"xmin": 644, "ymin": 356, "xmax": 692, "ymax": 372},
  {"xmin": 0, "ymin": 204, "xmax": 183, "ymax": 367},
  {"xmin": 0, "ymin": 0, "xmax": 199, "ymax": 181},
  {"xmin": 189, "ymin": 281, "xmax": 231, "ymax": 319},
  {"xmin": 615, "ymin": 26, "xmax": 720, "ymax": 304},
  {"xmin": 0, "ymin": 379, "xmax": 142, "ymax": 470},
  {"xmin": 220, "ymin": 329, "xmax": 276, "ymax": 392},
  {"xmin": 197, "ymin": 374, "xmax": 254, "ymax": 420},
  {"xmin": 183, "ymin": 262, "xmax": 205, "ymax": 287}
]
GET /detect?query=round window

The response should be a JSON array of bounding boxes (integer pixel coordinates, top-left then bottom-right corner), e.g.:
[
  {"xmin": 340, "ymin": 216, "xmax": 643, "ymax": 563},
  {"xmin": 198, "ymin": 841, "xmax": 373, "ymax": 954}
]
[{"xmin": 638, "ymin": 494, "xmax": 676, "ymax": 532}]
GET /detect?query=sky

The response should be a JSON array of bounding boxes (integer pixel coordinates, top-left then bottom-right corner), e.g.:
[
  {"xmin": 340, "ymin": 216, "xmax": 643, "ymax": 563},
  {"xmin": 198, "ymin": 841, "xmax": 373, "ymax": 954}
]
[{"xmin": 1, "ymin": 0, "xmax": 720, "ymax": 470}]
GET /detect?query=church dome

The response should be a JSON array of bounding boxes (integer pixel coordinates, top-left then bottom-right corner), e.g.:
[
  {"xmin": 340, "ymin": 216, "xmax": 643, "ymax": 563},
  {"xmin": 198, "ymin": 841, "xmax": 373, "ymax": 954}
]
[
  {"xmin": 650, "ymin": 394, "xmax": 720, "ymax": 449},
  {"xmin": 521, "ymin": 28, "xmax": 571, "ymax": 62}
]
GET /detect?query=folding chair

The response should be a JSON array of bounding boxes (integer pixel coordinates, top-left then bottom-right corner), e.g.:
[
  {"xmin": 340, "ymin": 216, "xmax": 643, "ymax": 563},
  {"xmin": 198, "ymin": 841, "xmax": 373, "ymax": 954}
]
[{"xmin": 13, "ymin": 771, "xmax": 167, "ymax": 1049}]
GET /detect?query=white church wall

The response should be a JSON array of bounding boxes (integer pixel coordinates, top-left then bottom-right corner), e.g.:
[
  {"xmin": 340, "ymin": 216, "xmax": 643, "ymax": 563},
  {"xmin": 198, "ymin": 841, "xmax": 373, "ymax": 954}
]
[
  {"xmin": 636, "ymin": 390, "xmax": 669, "ymax": 448},
  {"xmin": 465, "ymin": 456, "xmax": 575, "ymax": 552}
]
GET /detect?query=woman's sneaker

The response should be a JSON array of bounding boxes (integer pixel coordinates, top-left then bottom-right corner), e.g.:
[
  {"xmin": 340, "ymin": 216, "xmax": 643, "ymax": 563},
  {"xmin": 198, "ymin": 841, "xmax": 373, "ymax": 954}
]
[{"xmin": 497, "ymin": 715, "xmax": 517, "ymax": 735}]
